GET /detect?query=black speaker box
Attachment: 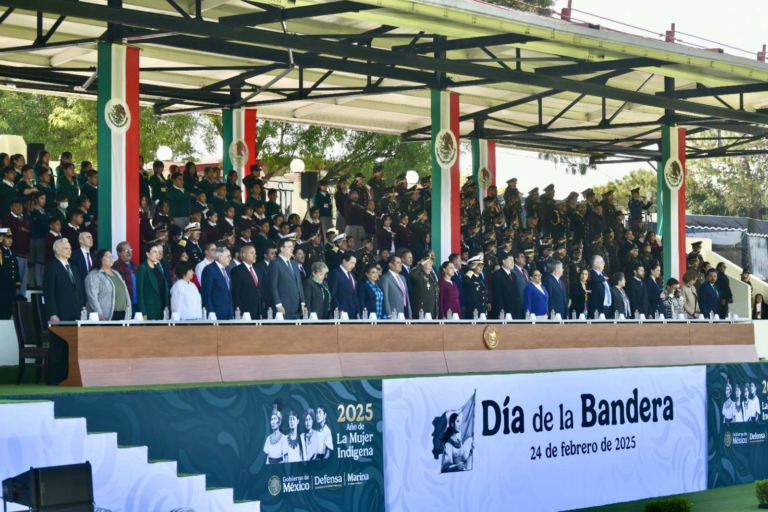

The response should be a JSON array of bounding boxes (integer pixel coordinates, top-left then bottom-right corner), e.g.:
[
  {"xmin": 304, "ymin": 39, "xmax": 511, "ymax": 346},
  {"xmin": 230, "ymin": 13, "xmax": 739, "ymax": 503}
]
[{"xmin": 300, "ymin": 172, "xmax": 318, "ymax": 200}]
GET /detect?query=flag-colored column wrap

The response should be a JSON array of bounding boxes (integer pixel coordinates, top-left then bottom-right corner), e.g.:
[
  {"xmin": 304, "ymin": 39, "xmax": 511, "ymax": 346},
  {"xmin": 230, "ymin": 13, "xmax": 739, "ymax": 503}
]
[
  {"xmin": 97, "ymin": 42, "xmax": 140, "ymax": 262},
  {"xmin": 471, "ymin": 138, "xmax": 496, "ymax": 212},
  {"xmin": 430, "ymin": 90, "xmax": 461, "ymax": 264},
  {"xmin": 222, "ymin": 108, "xmax": 257, "ymax": 190},
  {"xmin": 659, "ymin": 126, "xmax": 687, "ymax": 283}
]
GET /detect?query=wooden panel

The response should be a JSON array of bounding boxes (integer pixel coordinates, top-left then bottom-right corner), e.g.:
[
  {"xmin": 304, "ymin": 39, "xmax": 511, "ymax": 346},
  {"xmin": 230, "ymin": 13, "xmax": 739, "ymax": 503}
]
[
  {"xmin": 76, "ymin": 326, "xmax": 219, "ymax": 359},
  {"xmin": 337, "ymin": 324, "xmax": 444, "ymax": 353},
  {"xmin": 219, "ymin": 354, "xmax": 342, "ymax": 382},
  {"xmin": 615, "ymin": 322, "xmax": 691, "ymax": 347},
  {"xmin": 534, "ymin": 347, "xmax": 622, "ymax": 370},
  {"xmin": 618, "ymin": 346, "xmax": 696, "ymax": 368},
  {"xmin": 690, "ymin": 323, "xmax": 754, "ymax": 345},
  {"xmin": 691, "ymin": 344, "xmax": 758, "ymax": 364},
  {"xmin": 79, "ymin": 357, "xmax": 221, "ymax": 387},
  {"xmin": 50, "ymin": 326, "xmax": 81, "ymax": 387},
  {"xmin": 535, "ymin": 323, "xmax": 619, "ymax": 349},
  {"xmin": 339, "ymin": 352, "xmax": 448, "ymax": 377},
  {"xmin": 444, "ymin": 349, "xmax": 539, "ymax": 374},
  {"xmin": 218, "ymin": 325, "xmax": 339, "ymax": 356}
]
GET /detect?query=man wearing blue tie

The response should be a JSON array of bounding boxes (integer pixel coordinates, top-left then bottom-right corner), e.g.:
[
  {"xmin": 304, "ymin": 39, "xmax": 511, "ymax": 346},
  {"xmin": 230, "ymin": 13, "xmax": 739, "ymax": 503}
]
[
  {"xmin": 201, "ymin": 247, "xmax": 234, "ymax": 320},
  {"xmin": 269, "ymin": 238, "xmax": 306, "ymax": 319},
  {"xmin": 587, "ymin": 255, "xmax": 612, "ymax": 318},
  {"xmin": 698, "ymin": 268, "xmax": 721, "ymax": 319}
]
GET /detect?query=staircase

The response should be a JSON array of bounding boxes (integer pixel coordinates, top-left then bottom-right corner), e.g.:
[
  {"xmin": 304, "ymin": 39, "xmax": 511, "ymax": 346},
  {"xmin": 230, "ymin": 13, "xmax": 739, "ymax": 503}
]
[{"xmin": 0, "ymin": 401, "xmax": 259, "ymax": 512}]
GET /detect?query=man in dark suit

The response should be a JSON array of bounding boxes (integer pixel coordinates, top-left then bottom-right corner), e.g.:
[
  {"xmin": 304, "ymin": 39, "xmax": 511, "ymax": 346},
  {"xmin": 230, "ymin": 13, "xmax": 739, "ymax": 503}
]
[
  {"xmin": 542, "ymin": 260, "xmax": 568, "ymax": 319},
  {"xmin": 587, "ymin": 255, "xmax": 611, "ymax": 318},
  {"xmin": 397, "ymin": 248, "xmax": 416, "ymax": 309},
  {"xmin": 68, "ymin": 231, "xmax": 95, "ymax": 294},
  {"xmin": 43, "ymin": 238, "xmax": 84, "ymax": 321},
  {"xmin": 380, "ymin": 254, "xmax": 411, "ymax": 319},
  {"xmin": 231, "ymin": 244, "xmax": 261, "ymax": 319},
  {"xmin": 625, "ymin": 263, "xmax": 649, "ymax": 319},
  {"xmin": 699, "ymin": 268, "xmax": 721, "ymax": 318},
  {"xmin": 715, "ymin": 262, "xmax": 733, "ymax": 318},
  {"xmin": 511, "ymin": 252, "xmax": 528, "ymax": 319},
  {"xmin": 491, "ymin": 252, "xmax": 519, "ymax": 319},
  {"xmin": 255, "ymin": 245, "xmax": 276, "ymax": 318},
  {"xmin": 269, "ymin": 238, "xmax": 306, "ymax": 319},
  {"xmin": 201, "ymin": 247, "xmax": 234, "ymax": 320},
  {"xmin": 328, "ymin": 252, "xmax": 360, "ymax": 319}
]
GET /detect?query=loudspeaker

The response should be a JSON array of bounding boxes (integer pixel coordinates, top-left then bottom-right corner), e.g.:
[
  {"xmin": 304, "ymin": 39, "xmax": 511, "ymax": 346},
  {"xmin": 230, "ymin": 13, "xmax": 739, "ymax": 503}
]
[
  {"xmin": 3, "ymin": 462, "xmax": 94, "ymax": 511},
  {"xmin": 300, "ymin": 172, "xmax": 318, "ymax": 200},
  {"xmin": 27, "ymin": 143, "xmax": 45, "ymax": 166}
]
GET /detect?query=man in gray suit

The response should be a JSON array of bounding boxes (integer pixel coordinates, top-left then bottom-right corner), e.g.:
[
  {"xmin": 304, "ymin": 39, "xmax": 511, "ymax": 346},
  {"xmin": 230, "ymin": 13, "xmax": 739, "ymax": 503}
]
[
  {"xmin": 511, "ymin": 252, "xmax": 529, "ymax": 319},
  {"xmin": 380, "ymin": 254, "xmax": 412, "ymax": 319},
  {"xmin": 269, "ymin": 238, "xmax": 306, "ymax": 319}
]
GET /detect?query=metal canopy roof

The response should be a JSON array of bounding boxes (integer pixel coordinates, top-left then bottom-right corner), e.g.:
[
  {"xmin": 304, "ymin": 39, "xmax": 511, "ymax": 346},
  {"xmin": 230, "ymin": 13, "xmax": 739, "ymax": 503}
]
[{"xmin": 0, "ymin": 0, "xmax": 767, "ymax": 164}]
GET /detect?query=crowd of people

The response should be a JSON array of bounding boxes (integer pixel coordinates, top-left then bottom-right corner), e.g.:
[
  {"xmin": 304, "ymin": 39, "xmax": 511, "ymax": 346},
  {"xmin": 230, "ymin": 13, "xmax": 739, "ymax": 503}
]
[{"xmin": 0, "ymin": 150, "xmax": 762, "ymax": 323}]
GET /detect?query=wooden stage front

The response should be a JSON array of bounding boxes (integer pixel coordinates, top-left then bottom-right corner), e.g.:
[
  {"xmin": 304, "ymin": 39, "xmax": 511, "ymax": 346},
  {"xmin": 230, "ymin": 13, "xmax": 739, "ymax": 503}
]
[{"xmin": 49, "ymin": 320, "xmax": 758, "ymax": 387}]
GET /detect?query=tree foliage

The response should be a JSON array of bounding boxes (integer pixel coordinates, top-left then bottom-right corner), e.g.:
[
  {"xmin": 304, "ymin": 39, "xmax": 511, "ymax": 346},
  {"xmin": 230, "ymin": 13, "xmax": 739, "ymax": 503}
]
[
  {"xmin": 0, "ymin": 90, "xmax": 217, "ymax": 162},
  {"xmin": 592, "ymin": 168, "xmax": 658, "ymax": 209},
  {"xmin": 484, "ymin": 0, "xmax": 556, "ymax": 15}
]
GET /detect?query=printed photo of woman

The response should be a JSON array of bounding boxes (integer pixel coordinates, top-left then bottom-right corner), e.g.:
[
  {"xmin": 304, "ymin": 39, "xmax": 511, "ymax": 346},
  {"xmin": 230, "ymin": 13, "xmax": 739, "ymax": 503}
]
[
  {"xmin": 301, "ymin": 408, "xmax": 318, "ymax": 462},
  {"xmin": 264, "ymin": 404, "xmax": 286, "ymax": 464},
  {"xmin": 441, "ymin": 413, "xmax": 474, "ymax": 473},
  {"xmin": 315, "ymin": 406, "xmax": 334, "ymax": 460},
  {"xmin": 285, "ymin": 410, "xmax": 303, "ymax": 463}
]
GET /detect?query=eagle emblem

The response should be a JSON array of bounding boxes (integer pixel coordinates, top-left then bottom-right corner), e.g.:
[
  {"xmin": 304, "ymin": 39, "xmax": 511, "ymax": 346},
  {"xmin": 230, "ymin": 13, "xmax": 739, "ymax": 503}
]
[
  {"xmin": 104, "ymin": 99, "xmax": 131, "ymax": 134},
  {"xmin": 478, "ymin": 167, "xmax": 492, "ymax": 188},
  {"xmin": 434, "ymin": 128, "xmax": 458, "ymax": 168},
  {"xmin": 228, "ymin": 139, "xmax": 249, "ymax": 168},
  {"xmin": 664, "ymin": 158, "xmax": 684, "ymax": 191},
  {"xmin": 483, "ymin": 325, "xmax": 499, "ymax": 350}
]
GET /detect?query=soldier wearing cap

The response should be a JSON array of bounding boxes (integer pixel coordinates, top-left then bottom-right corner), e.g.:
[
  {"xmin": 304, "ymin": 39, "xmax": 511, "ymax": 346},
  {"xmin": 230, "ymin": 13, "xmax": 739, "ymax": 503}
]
[
  {"xmin": 629, "ymin": 187, "xmax": 652, "ymax": 224},
  {"xmin": 524, "ymin": 187, "xmax": 540, "ymax": 229},
  {"xmin": 623, "ymin": 241, "xmax": 642, "ymax": 277},
  {"xmin": 586, "ymin": 202, "xmax": 606, "ymax": 243},
  {"xmin": 464, "ymin": 220, "xmax": 482, "ymax": 256},
  {"xmin": 394, "ymin": 172, "xmax": 409, "ymax": 201},
  {"xmin": 631, "ymin": 215, "xmax": 645, "ymax": 242},
  {"xmin": 379, "ymin": 187, "xmax": 400, "ymax": 222},
  {"xmin": 503, "ymin": 178, "xmax": 518, "ymax": 206},
  {"xmin": 350, "ymin": 172, "xmax": 369, "ymax": 207},
  {"xmin": 0, "ymin": 228, "xmax": 20, "ymax": 318},
  {"xmin": 481, "ymin": 196, "xmax": 498, "ymax": 233},
  {"xmin": 537, "ymin": 243, "xmax": 554, "ymax": 274},
  {"xmin": 353, "ymin": 234, "xmax": 376, "ymax": 279},
  {"xmin": 523, "ymin": 247, "xmax": 537, "ymax": 276},
  {"xmin": 571, "ymin": 201, "xmax": 588, "ymax": 245},
  {"xmin": 179, "ymin": 222, "xmax": 204, "ymax": 265},
  {"xmin": 420, "ymin": 176, "xmax": 432, "ymax": 214},
  {"xmin": 569, "ymin": 246, "xmax": 588, "ymax": 291},
  {"xmin": 326, "ymin": 233, "xmax": 347, "ymax": 273},
  {"xmin": 464, "ymin": 194, "xmax": 481, "ymax": 223},
  {"xmin": 600, "ymin": 190, "xmax": 616, "ymax": 226},
  {"xmin": 584, "ymin": 232, "xmax": 606, "ymax": 266},
  {"xmin": 367, "ymin": 164, "xmax": 386, "ymax": 210},
  {"xmin": 549, "ymin": 200, "xmax": 569, "ymax": 241},
  {"xmin": 611, "ymin": 210, "xmax": 626, "ymax": 241},
  {"xmin": 538, "ymin": 184, "xmax": 556, "ymax": 236},
  {"xmin": 412, "ymin": 251, "xmax": 439, "ymax": 319},
  {"xmin": 688, "ymin": 241, "xmax": 704, "ymax": 268},
  {"xmin": 604, "ymin": 229, "xmax": 619, "ymax": 276},
  {"xmin": 483, "ymin": 241, "xmax": 499, "ymax": 272},
  {"xmin": 462, "ymin": 256, "xmax": 489, "ymax": 318},
  {"xmin": 299, "ymin": 226, "xmax": 325, "ymax": 271},
  {"xmin": 503, "ymin": 188, "xmax": 522, "ymax": 228}
]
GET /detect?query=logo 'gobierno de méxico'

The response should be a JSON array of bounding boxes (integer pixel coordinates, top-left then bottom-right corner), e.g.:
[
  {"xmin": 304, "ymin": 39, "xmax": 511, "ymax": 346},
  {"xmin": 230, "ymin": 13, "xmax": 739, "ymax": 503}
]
[
  {"xmin": 724, "ymin": 431, "xmax": 732, "ymax": 448},
  {"xmin": 268, "ymin": 475, "xmax": 281, "ymax": 496}
]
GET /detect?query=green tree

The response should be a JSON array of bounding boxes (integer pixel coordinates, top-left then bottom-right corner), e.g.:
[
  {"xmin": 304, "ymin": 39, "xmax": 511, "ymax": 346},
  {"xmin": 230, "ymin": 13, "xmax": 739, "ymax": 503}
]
[
  {"xmin": 592, "ymin": 168, "xmax": 657, "ymax": 208},
  {"xmin": 484, "ymin": 0, "xmax": 556, "ymax": 15}
]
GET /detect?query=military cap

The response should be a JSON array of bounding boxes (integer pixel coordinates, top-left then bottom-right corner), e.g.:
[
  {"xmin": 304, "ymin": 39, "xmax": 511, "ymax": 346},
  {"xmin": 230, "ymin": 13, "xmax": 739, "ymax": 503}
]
[
  {"xmin": 507, "ymin": 189, "xmax": 520, "ymax": 198},
  {"xmin": 307, "ymin": 226, "xmax": 322, "ymax": 239},
  {"xmin": 502, "ymin": 236, "xmax": 514, "ymax": 244},
  {"xmin": 742, "ymin": 268, "xmax": 751, "ymax": 274},
  {"xmin": 687, "ymin": 253, "xmax": 700, "ymax": 261},
  {"xmin": 332, "ymin": 233, "xmax": 346, "ymax": 243},
  {"xmin": 544, "ymin": 184, "xmax": 555, "ymax": 192},
  {"xmin": 183, "ymin": 222, "xmax": 201, "ymax": 232},
  {"xmin": 615, "ymin": 211, "xmax": 625, "ymax": 218},
  {"xmin": 466, "ymin": 255, "xmax": 482, "ymax": 265},
  {"xmin": 523, "ymin": 248, "xmax": 535, "ymax": 254},
  {"xmin": 396, "ymin": 172, "xmax": 407, "ymax": 181},
  {"xmin": 483, "ymin": 196, "xmax": 495, "ymax": 204},
  {"xmin": 554, "ymin": 243, "xmax": 566, "ymax": 250},
  {"xmin": 631, "ymin": 187, "xmax": 641, "ymax": 194},
  {"xmin": 484, "ymin": 241, "xmax": 496, "ymax": 250},
  {"xmin": 354, "ymin": 172, "xmax": 365, "ymax": 178},
  {"xmin": 527, "ymin": 212, "xmax": 538, "ymax": 220},
  {"xmin": 593, "ymin": 231, "xmax": 603, "ymax": 239},
  {"xmin": 571, "ymin": 247, "xmax": 583, "ymax": 255},
  {"xmin": 541, "ymin": 244, "xmax": 553, "ymax": 251},
  {"xmin": 361, "ymin": 234, "xmax": 374, "ymax": 244},
  {"xmin": 156, "ymin": 225, "xmax": 168, "ymax": 234},
  {"xmin": 373, "ymin": 163, "xmax": 384, "ymax": 173},
  {"xmin": 691, "ymin": 241, "xmax": 703, "ymax": 248},
  {"xmin": 577, "ymin": 201, "xmax": 587, "ymax": 208},
  {"xmin": 420, "ymin": 176, "xmax": 431, "ymax": 184},
  {"xmin": 582, "ymin": 188, "xmax": 593, "ymax": 195},
  {"xmin": 0, "ymin": 228, "xmax": 11, "ymax": 237},
  {"xmin": 555, "ymin": 199, "xmax": 566, "ymax": 206},
  {"xmin": 506, "ymin": 178, "xmax": 517, "ymax": 184},
  {"xmin": 385, "ymin": 187, "xmax": 397, "ymax": 195},
  {"xmin": 567, "ymin": 191, "xmax": 579, "ymax": 199},
  {"xmin": 522, "ymin": 227, "xmax": 533, "ymax": 234},
  {"xmin": 601, "ymin": 190, "xmax": 614, "ymax": 198},
  {"xmin": 417, "ymin": 251, "xmax": 432, "ymax": 264},
  {"xmin": 279, "ymin": 232, "xmax": 296, "ymax": 240},
  {"xmin": 408, "ymin": 185, "xmax": 418, "ymax": 193},
  {"xmin": 528, "ymin": 187, "xmax": 539, "ymax": 195},
  {"xmin": 326, "ymin": 229, "xmax": 337, "ymax": 239}
]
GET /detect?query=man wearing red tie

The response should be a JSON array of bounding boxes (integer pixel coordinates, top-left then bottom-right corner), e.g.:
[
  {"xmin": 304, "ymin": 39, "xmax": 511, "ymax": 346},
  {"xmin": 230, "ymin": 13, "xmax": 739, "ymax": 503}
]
[
  {"xmin": 231, "ymin": 245, "xmax": 262, "ymax": 319},
  {"xmin": 69, "ymin": 231, "xmax": 95, "ymax": 293},
  {"xmin": 491, "ymin": 252, "xmax": 520, "ymax": 320}
]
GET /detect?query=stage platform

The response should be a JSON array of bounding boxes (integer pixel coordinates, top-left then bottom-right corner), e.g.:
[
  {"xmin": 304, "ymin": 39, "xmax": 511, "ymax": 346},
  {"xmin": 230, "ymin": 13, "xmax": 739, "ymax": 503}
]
[{"xmin": 48, "ymin": 319, "xmax": 758, "ymax": 388}]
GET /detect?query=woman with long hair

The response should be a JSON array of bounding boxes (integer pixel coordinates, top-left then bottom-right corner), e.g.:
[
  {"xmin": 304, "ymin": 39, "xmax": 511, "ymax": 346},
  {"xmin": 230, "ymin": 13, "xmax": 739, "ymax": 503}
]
[
  {"xmin": 722, "ymin": 380, "xmax": 736, "ymax": 424},
  {"xmin": 225, "ymin": 170, "xmax": 239, "ymax": 199},
  {"xmin": 264, "ymin": 404, "xmax": 286, "ymax": 464},
  {"xmin": 753, "ymin": 294, "xmax": 766, "ymax": 320},
  {"xmin": 681, "ymin": 270, "xmax": 700, "ymax": 319},
  {"xmin": 569, "ymin": 269, "xmax": 590, "ymax": 318},
  {"xmin": 376, "ymin": 214, "xmax": 394, "ymax": 253},
  {"xmin": 284, "ymin": 410, "xmax": 303, "ymax": 463},
  {"xmin": 733, "ymin": 383, "xmax": 744, "ymax": 423},
  {"xmin": 439, "ymin": 261, "xmax": 461, "ymax": 319},
  {"xmin": 84, "ymin": 248, "xmax": 131, "ymax": 321},
  {"xmin": 441, "ymin": 413, "xmax": 473, "ymax": 473},
  {"xmin": 136, "ymin": 241, "xmax": 170, "ymax": 320},
  {"xmin": 183, "ymin": 162, "xmax": 199, "ymax": 194},
  {"xmin": 357, "ymin": 263, "xmax": 387, "ymax": 319},
  {"xmin": 315, "ymin": 406, "xmax": 333, "ymax": 460},
  {"xmin": 33, "ymin": 150, "xmax": 50, "ymax": 177},
  {"xmin": 300, "ymin": 408, "xmax": 318, "ymax": 462}
]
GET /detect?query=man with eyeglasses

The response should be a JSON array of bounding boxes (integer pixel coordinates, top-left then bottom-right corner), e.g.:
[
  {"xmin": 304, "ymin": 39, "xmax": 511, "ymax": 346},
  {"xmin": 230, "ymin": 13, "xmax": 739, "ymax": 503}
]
[{"xmin": 113, "ymin": 241, "xmax": 138, "ymax": 312}]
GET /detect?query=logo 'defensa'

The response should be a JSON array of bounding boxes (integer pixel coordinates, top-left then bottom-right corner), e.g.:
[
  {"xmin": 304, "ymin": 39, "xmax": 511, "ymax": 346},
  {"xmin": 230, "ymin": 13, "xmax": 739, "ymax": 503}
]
[
  {"xmin": 105, "ymin": 98, "xmax": 131, "ymax": 135},
  {"xmin": 664, "ymin": 158, "xmax": 684, "ymax": 191},
  {"xmin": 724, "ymin": 431, "xmax": 732, "ymax": 448},
  {"xmin": 268, "ymin": 475, "xmax": 281, "ymax": 496},
  {"xmin": 434, "ymin": 128, "xmax": 458, "ymax": 168}
]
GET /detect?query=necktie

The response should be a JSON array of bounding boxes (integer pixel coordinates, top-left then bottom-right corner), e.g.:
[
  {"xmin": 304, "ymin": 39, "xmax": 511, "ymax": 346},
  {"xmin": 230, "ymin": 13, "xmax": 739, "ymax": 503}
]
[
  {"xmin": 221, "ymin": 267, "xmax": 230, "ymax": 289},
  {"xmin": 300, "ymin": 266, "xmax": 306, "ymax": 278},
  {"xmin": 250, "ymin": 266, "xmax": 259, "ymax": 287},
  {"xmin": 347, "ymin": 271, "xmax": 355, "ymax": 290},
  {"xmin": 522, "ymin": 268, "xmax": 529, "ymax": 282},
  {"xmin": 65, "ymin": 264, "xmax": 75, "ymax": 285},
  {"xmin": 395, "ymin": 273, "xmax": 406, "ymax": 305},
  {"xmin": 509, "ymin": 272, "xmax": 514, "ymax": 284},
  {"xmin": 86, "ymin": 251, "xmax": 92, "ymax": 271}
]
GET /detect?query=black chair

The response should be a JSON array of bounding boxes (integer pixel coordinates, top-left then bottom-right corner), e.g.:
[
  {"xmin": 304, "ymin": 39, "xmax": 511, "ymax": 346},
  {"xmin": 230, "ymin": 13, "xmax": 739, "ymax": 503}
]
[
  {"xmin": 31, "ymin": 292, "xmax": 49, "ymax": 344},
  {"xmin": 12, "ymin": 301, "xmax": 49, "ymax": 385}
]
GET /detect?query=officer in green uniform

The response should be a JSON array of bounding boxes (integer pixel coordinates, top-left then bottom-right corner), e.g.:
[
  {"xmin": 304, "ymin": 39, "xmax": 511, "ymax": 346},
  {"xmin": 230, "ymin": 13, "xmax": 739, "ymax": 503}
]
[
  {"xmin": 379, "ymin": 187, "xmax": 400, "ymax": 222},
  {"xmin": 483, "ymin": 241, "xmax": 499, "ymax": 272},
  {"xmin": 549, "ymin": 200, "xmax": 569, "ymax": 242},
  {"xmin": 538, "ymin": 184, "xmax": 556, "ymax": 236},
  {"xmin": 523, "ymin": 248, "xmax": 537, "ymax": 278},
  {"xmin": 688, "ymin": 241, "xmax": 704, "ymax": 268},
  {"xmin": 623, "ymin": 244, "xmax": 642, "ymax": 276},
  {"xmin": 503, "ymin": 178, "xmax": 518, "ymax": 206},
  {"xmin": 569, "ymin": 247, "xmax": 588, "ymax": 290},
  {"xmin": 367, "ymin": 164, "xmax": 386, "ymax": 213},
  {"xmin": 0, "ymin": 228, "xmax": 20, "ymax": 319},
  {"xmin": 353, "ymin": 234, "xmax": 376, "ymax": 279},
  {"xmin": 394, "ymin": 173, "xmax": 409, "ymax": 204},
  {"xmin": 464, "ymin": 194, "xmax": 481, "ymax": 223},
  {"xmin": 411, "ymin": 251, "xmax": 439, "ymax": 318},
  {"xmin": 536, "ymin": 243, "xmax": 553, "ymax": 274},
  {"xmin": 481, "ymin": 197, "xmax": 498, "ymax": 234},
  {"xmin": 301, "ymin": 226, "xmax": 326, "ymax": 270},
  {"xmin": 585, "ymin": 232, "xmax": 607, "ymax": 267},
  {"xmin": 403, "ymin": 188, "xmax": 422, "ymax": 220},
  {"xmin": 503, "ymin": 189, "xmax": 522, "ymax": 228},
  {"xmin": 462, "ymin": 256, "xmax": 489, "ymax": 318},
  {"xmin": 599, "ymin": 190, "xmax": 616, "ymax": 227},
  {"xmin": 410, "ymin": 210, "xmax": 430, "ymax": 243},
  {"xmin": 350, "ymin": 173, "xmax": 369, "ymax": 207},
  {"xmin": 571, "ymin": 201, "xmax": 588, "ymax": 246},
  {"xmin": 524, "ymin": 187, "xmax": 539, "ymax": 229},
  {"xmin": 419, "ymin": 176, "xmax": 432, "ymax": 216},
  {"xmin": 604, "ymin": 229, "xmax": 620, "ymax": 277}
]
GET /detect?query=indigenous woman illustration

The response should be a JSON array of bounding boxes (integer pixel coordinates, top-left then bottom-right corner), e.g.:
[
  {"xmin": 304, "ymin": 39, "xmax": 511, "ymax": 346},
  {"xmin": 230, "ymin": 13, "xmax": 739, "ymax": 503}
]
[
  {"xmin": 733, "ymin": 384, "xmax": 744, "ymax": 423},
  {"xmin": 441, "ymin": 413, "xmax": 474, "ymax": 473},
  {"xmin": 264, "ymin": 403, "xmax": 286, "ymax": 464},
  {"xmin": 301, "ymin": 408, "xmax": 318, "ymax": 462},
  {"xmin": 722, "ymin": 379, "xmax": 736, "ymax": 424},
  {"xmin": 315, "ymin": 406, "xmax": 334, "ymax": 460},
  {"xmin": 284, "ymin": 410, "xmax": 304, "ymax": 463}
]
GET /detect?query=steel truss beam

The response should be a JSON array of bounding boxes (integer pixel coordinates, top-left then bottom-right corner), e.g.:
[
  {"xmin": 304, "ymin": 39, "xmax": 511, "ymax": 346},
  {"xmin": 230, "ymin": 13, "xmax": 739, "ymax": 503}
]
[
  {"xmin": 0, "ymin": 37, "xmax": 97, "ymax": 55},
  {"xmin": 2, "ymin": 0, "xmax": 768, "ymax": 128},
  {"xmin": 392, "ymin": 33, "xmax": 539, "ymax": 53},
  {"xmin": 535, "ymin": 57, "xmax": 669, "ymax": 76},
  {"xmin": 657, "ymin": 82, "xmax": 768, "ymax": 99},
  {"xmin": 219, "ymin": 1, "xmax": 379, "ymax": 26}
]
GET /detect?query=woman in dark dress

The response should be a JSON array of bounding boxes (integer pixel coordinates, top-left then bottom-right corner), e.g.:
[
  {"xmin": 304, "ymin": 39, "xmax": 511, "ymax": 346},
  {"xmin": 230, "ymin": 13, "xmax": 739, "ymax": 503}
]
[
  {"xmin": 569, "ymin": 268, "xmax": 590, "ymax": 319},
  {"xmin": 182, "ymin": 162, "xmax": 199, "ymax": 194},
  {"xmin": 136, "ymin": 240, "xmax": 170, "ymax": 320},
  {"xmin": 375, "ymin": 214, "xmax": 394, "ymax": 253},
  {"xmin": 753, "ymin": 294, "xmax": 766, "ymax": 320},
  {"xmin": 303, "ymin": 262, "xmax": 331, "ymax": 319},
  {"xmin": 438, "ymin": 261, "xmax": 462, "ymax": 319}
]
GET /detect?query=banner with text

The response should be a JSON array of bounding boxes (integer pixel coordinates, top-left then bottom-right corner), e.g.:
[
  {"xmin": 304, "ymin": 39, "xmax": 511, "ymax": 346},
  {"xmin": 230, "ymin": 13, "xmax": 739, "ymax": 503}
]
[
  {"xmin": 383, "ymin": 366, "xmax": 707, "ymax": 512},
  {"xmin": 41, "ymin": 380, "xmax": 384, "ymax": 512},
  {"xmin": 708, "ymin": 363, "xmax": 768, "ymax": 488}
]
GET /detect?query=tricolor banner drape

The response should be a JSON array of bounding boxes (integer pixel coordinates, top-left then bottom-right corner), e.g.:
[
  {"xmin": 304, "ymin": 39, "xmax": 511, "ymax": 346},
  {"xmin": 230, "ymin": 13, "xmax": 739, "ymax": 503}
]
[
  {"xmin": 430, "ymin": 90, "xmax": 461, "ymax": 264},
  {"xmin": 471, "ymin": 138, "xmax": 496, "ymax": 212},
  {"xmin": 222, "ymin": 108, "xmax": 257, "ymax": 187},
  {"xmin": 659, "ymin": 126, "xmax": 687, "ymax": 282},
  {"xmin": 97, "ymin": 42, "xmax": 140, "ymax": 261}
]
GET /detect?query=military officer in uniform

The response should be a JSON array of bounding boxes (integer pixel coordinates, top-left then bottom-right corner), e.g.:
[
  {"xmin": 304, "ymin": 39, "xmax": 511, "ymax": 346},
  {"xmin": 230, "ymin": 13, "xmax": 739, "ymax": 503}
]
[
  {"xmin": 462, "ymin": 256, "xmax": 489, "ymax": 318},
  {"xmin": 571, "ymin": 201, "xmax": 588, "ymax": 246},
  {"xmin": 600, "ymin": 190, "xmax": 616, "ymax": 227},
  {"xmin": 688, "ymin": 241, "xmax": 704, "ymax": 268},
  {"xmin": 367, "ymin": 164, "xmax": 386, "ymax": 213},
  {"xmin": 538, "ymin": 184, "xmax": 556, "ymax": 236},
  {"xmin": 353, "ymin": 234, "xmax": 376, "ymax": 279},
  {"xmin": 394, "ymin": 173, "xmax": 409, "ymax": 202},
  {"xmin": 0, "ymin": 228, "xmax": 20, "ymax": 319},
  {"xmin": 523, "ymin": 248, "xmax": 537, "ymax": 277},
  {"xmin": 604, "ymin": 229, "xmax": 620, "ymax": 276},
  {"xmin": 481, "ymin": 197, "xmax": 498, "ymax": 234},
  {"xmin": 549, "ymin": 200, "xmax": 569, "ymax": 241},
  {"xmin": 582, "ymin": 188, "xmax": 596, "ymax": 213},
  {"xmin": 350, "ymin": 173, "xmax": 369, "ymax": 207},
  {"xmin": 412, "ymin": 251, "xmax": 439, "ymax": 319},
  {"xmin": 628, "ymin": 187, "xmax": 652, "ymax": 224},
  {"xmin": 420, "ymin": 176, "xmax": 432, "ymax": 214},
  {"xmin": 326, "ymin": 233, "xmax": 347, "ymax": 273},
  {"xmin": 379, "ymin": 187, "xmax": 400, "ymax": 222},
  {"xmin": 503, "ymin": 189, "xmax": 522, "ymax": 228},
  {"xmin": 569, "ymin": 247, "xmax": 588, "ymax": 292},
  {"xmin": 536, "ymin": 243, "xmax": 553, "ymax": 274},
  {"xmin": 524, "ymin": 187, "xmax": 540, "ymax": 230},
  {"xmin": 180, "ymin": 222, "xmax": 204, "ymax": 265},
  {"xmin": 584, "ymin": 232, "xmax": 607, "ymax": 267},
  {"xmin": 410, "ymin": 210, "xmax": 430, "ymax": 244},
  {"xmin": 503, "ymin": 178, "xmax": 518, "ymax": 206},
  {"xmin": 483, "ymin": 241, "xmax": 499, "ymax": 272},
  {"xmin": 301, "ymin": 226, "xmax": 326, "ymax": 271}
]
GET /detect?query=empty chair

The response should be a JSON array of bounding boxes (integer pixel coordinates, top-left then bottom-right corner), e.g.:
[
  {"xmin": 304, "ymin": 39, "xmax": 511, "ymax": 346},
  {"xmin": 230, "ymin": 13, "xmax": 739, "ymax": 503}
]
[{"xmin": 12, "ymin": 301, "xmax": 49, "ymax": 385}]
